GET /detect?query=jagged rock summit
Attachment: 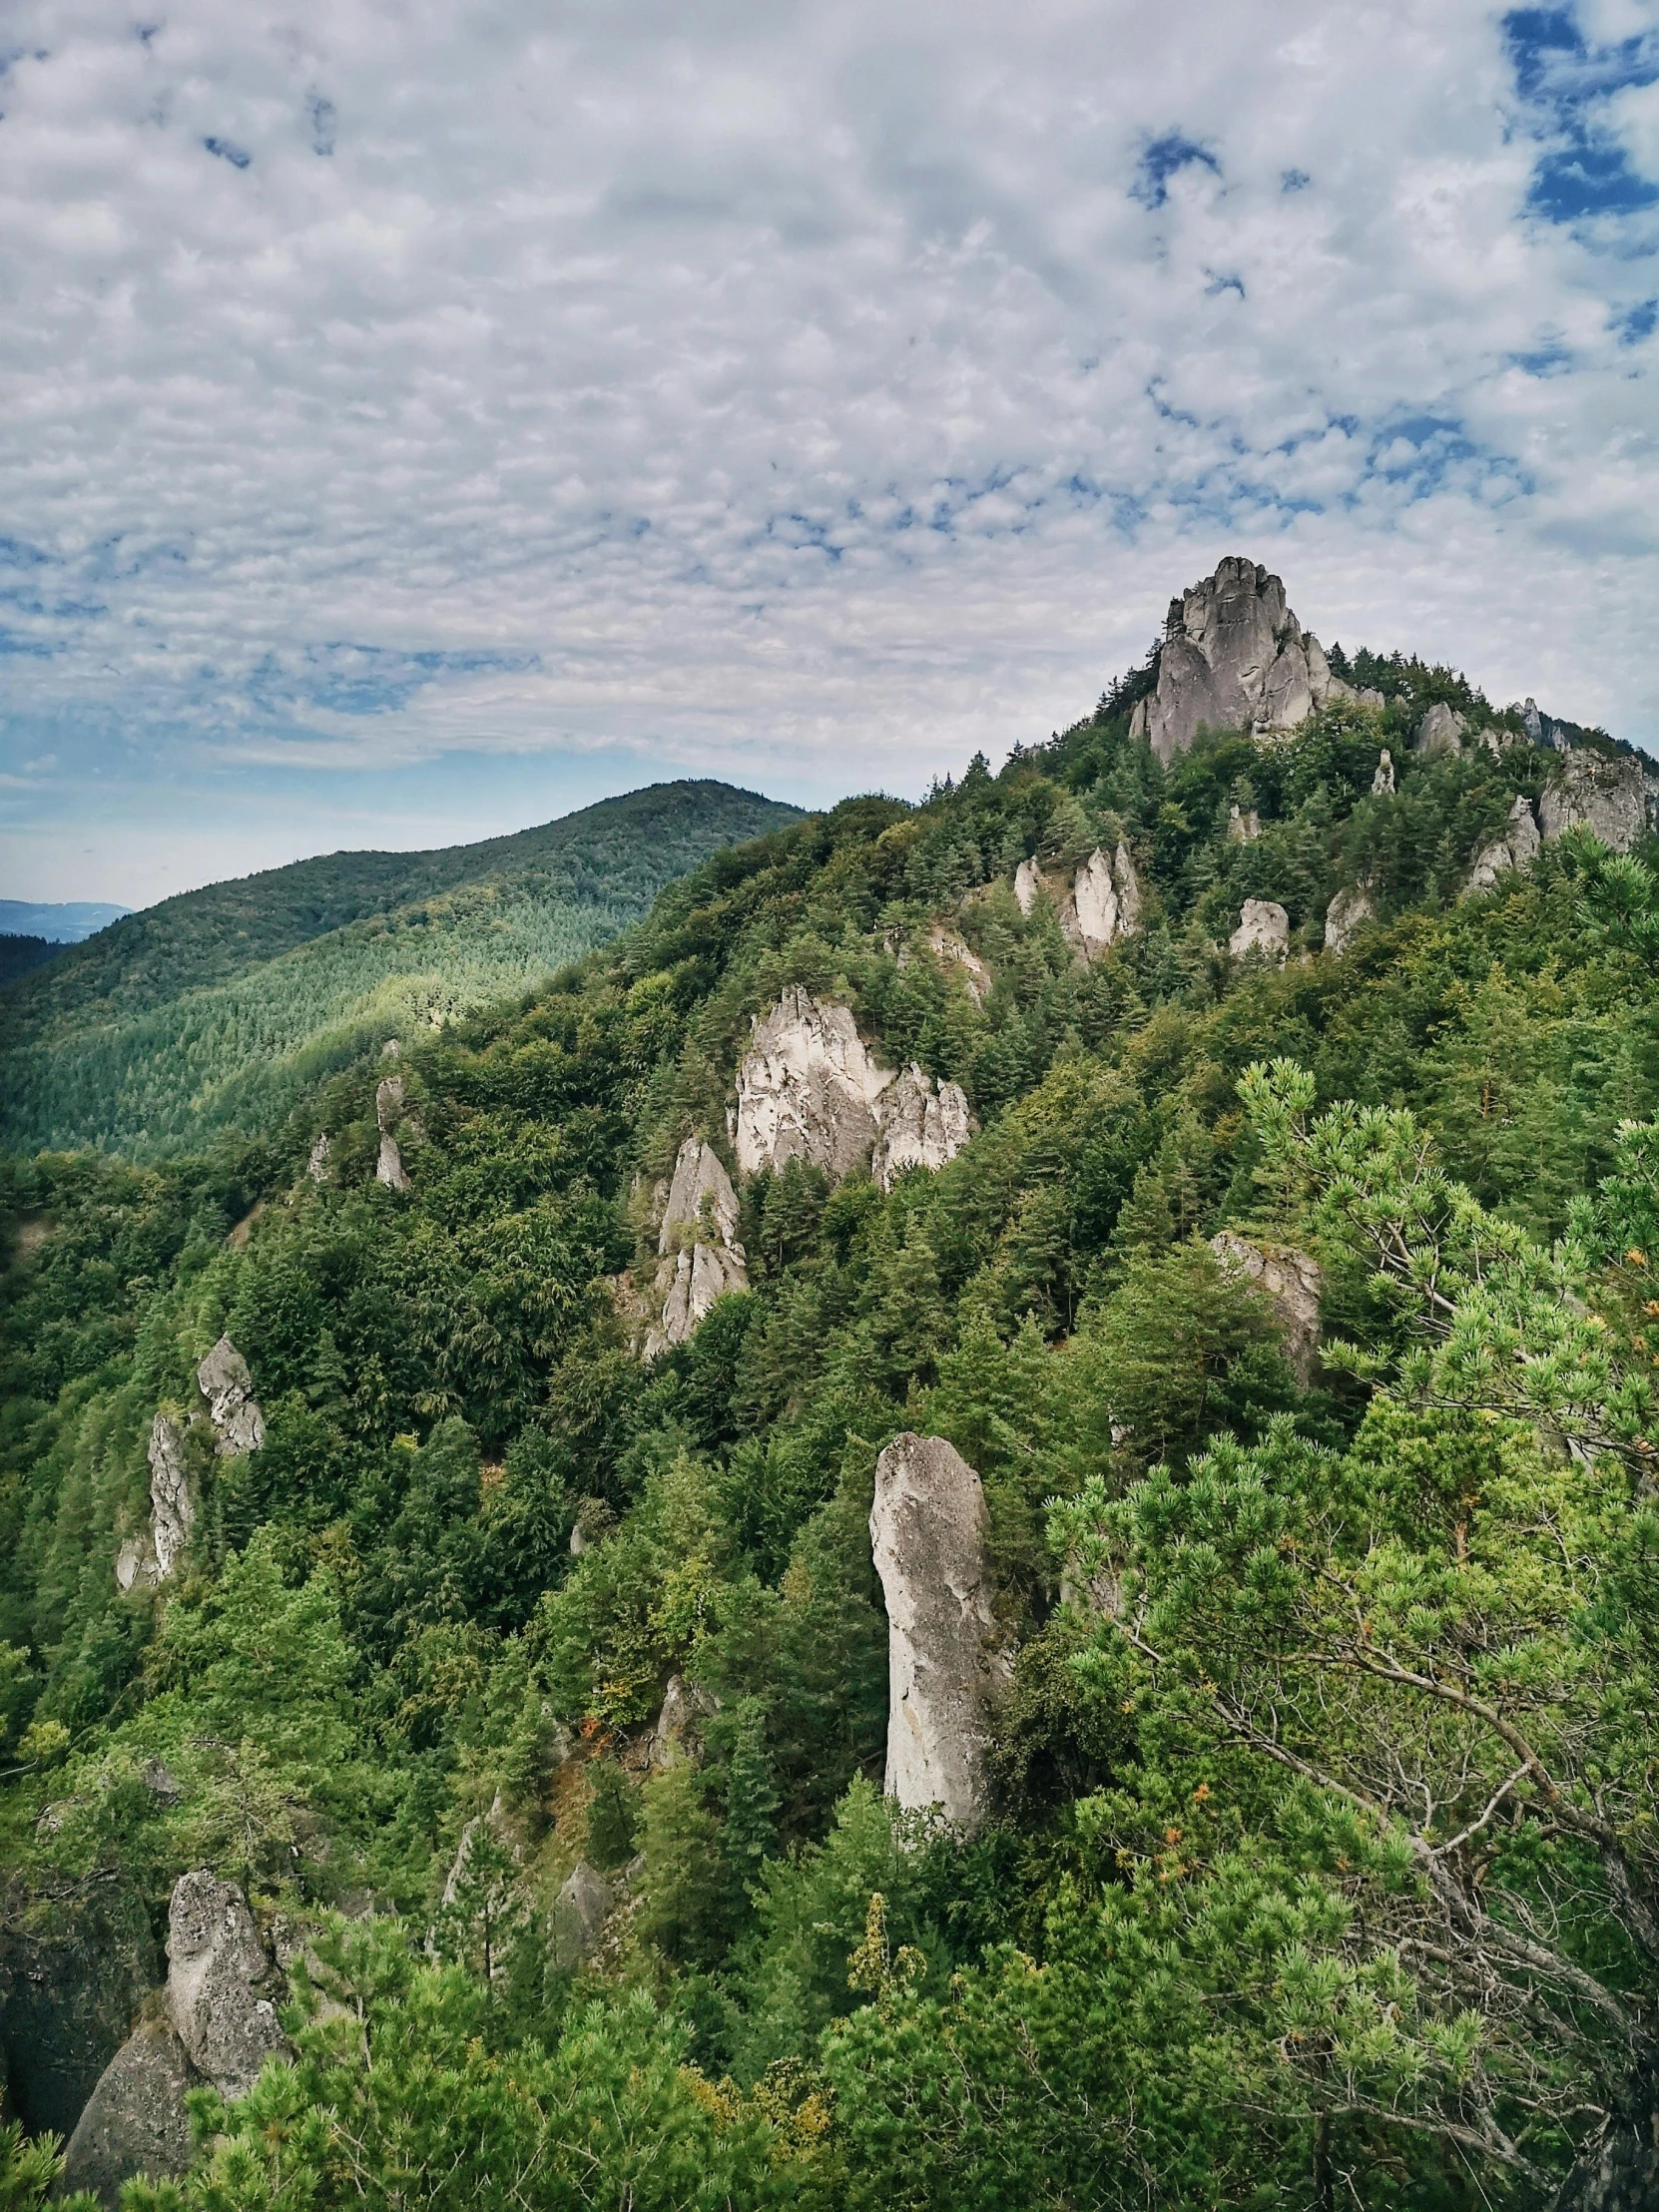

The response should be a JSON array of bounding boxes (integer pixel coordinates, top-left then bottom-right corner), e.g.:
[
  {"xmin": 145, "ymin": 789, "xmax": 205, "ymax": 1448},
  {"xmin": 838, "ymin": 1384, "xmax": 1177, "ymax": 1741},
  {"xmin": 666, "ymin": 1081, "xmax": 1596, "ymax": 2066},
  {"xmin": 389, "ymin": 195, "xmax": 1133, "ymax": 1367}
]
[{"xmin": 1129, "ymin": 557, "xmax": 1358, "ymax": 764}]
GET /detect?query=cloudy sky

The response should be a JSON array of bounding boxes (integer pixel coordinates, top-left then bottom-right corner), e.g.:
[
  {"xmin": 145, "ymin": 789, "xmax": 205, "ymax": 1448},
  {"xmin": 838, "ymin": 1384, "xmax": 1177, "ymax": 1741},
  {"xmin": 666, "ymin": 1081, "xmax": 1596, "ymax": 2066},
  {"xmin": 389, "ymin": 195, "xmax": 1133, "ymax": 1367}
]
[{"xmin": 2, "ymin": 0, "xmax": 1657, "ymax": 906}]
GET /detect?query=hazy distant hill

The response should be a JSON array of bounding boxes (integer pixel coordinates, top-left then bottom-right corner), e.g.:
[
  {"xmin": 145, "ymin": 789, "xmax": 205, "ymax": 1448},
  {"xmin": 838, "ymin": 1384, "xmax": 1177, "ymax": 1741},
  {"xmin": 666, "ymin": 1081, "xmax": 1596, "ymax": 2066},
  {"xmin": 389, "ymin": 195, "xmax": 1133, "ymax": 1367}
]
[
  {"xmin": 0, "ymin": 780, "xmax": 803, "ymax": 1158},
  {"xmin": 0, "ymin": 899, "xmax": 132, "ymax": 942}
]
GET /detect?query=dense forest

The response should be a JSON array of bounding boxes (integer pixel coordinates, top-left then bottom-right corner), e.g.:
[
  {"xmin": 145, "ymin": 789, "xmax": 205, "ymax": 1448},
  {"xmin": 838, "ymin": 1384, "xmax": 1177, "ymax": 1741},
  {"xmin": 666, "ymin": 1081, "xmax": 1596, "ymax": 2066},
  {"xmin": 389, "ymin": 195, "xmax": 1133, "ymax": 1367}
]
[
  {"xmin": 0, "ymin": 782, "xmax": 802, "ymax": 1161},
  {"xmin": 4, "ymin": 656, "xmax": 1659, "ymax": 2211}
]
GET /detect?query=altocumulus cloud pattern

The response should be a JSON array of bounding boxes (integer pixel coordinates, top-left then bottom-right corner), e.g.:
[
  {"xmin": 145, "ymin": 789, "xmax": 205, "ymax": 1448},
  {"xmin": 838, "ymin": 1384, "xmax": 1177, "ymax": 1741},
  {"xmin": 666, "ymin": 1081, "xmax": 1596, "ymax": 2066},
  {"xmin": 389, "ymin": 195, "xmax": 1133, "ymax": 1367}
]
[{"xmin": 1, "ymin": 0, "xmax": 1657, "ymax": 897}]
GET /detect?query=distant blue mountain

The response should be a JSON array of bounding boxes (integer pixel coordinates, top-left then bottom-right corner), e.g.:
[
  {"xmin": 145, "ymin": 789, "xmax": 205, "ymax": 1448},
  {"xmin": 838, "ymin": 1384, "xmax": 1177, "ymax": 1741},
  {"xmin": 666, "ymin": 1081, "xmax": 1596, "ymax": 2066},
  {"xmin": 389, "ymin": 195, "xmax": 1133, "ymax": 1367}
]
[{"xmin": 0, "ymin": 899, "xmax": 133, "ymax": 943}]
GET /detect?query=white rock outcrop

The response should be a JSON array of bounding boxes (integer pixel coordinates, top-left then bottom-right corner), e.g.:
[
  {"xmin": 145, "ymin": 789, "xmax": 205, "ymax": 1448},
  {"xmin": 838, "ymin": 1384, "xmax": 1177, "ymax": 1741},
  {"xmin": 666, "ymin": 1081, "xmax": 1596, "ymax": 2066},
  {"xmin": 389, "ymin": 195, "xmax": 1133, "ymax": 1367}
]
[
  {"xmin": 643, "ymin": 1138, "xmax": 749, "ymax": 1359},
  {"xmin": 1464, "ymin": 795, "xmax": 1542, "ymax": 895},
  {"xmin": 1227, "ymin": 804, "xmax": 1262, "ymax": 843},
  {"xmin": 734, "ymin": 991, "xmax": 973, "ymax": 1193},
  {"xmin": 1372, "ymin": 750, "xmax": 1395, "ymax": 797},
  {"xmin": 927, "ymin": 925, "xmax": 990, "ymax": 1004},
  {"xmin": 1415, "ymin": 702, "xmax": 1467, "ymax": 757},
  {"xmin": 1229, "ymin": 898, "xmax": 1291, "ymax": 962},
  {"xmin": 1538, "ymin": 749, "xmax": 1651, "ymax": 854},
  {"xmin": 869, "ymin": 1433, "xmax": 1006, "ymax": 1832},
  {"xmin": 871, "ymin": 1066, "xmax": 974, "ymax": 1192},
  {"xmin": 1062, "ymin": 842, "xmax": 1142, "ymax": 958},
  {"xmin": 116, "ymin": 1413, "xmax": 196, "ymax": 1593},
  {"xmin": 197, "ymin": 1337, "xmax": 265, "ymax": 1456},
  {"xmin": 1012, "ymin": 857, "xmax": 1044, "ymax": 914},
  {"xmin": 166, "ymin": 1872, "xmax": 288, "ymax": 2100},
  {"xmin": 305, "ymin": 1132, "xmax": 330, "ymax": 1184},
  {"xmin": 375, "ymin": 1075, "xmax": 410, "ymax": 1192},
  {"xmin": 1210, "ymin": 1234, "xmax": 1324, "ymax": 1388},
  {"xmin": 1128, "ymin": 558, "xmax": 1350, "ymax": 764},
  {"xmin": 1324, "ymin": 883, "xmax": 1376, "ymax": 955}
]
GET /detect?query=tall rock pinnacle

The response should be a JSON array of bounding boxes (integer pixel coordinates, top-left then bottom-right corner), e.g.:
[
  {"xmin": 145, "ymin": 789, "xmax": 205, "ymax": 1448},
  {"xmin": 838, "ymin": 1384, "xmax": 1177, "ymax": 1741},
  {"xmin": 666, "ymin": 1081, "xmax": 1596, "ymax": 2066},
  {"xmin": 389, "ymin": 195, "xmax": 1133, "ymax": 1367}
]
[{"xmin": 1129, "ymin": 556, "xmax": 1351, "ymax": 764}]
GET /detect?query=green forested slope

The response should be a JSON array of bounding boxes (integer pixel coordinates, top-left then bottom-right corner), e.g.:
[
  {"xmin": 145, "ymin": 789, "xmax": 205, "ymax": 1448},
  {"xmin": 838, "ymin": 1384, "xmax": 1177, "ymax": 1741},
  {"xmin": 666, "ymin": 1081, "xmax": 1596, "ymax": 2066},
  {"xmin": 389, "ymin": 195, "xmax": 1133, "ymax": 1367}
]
[
  {"xmin": 0, "ymin": 781, "xmax": 802, "ymax": 1159},
  {"xmin": 4, "ymin": 674, "xmax": 1659, "ymax": 2210}
]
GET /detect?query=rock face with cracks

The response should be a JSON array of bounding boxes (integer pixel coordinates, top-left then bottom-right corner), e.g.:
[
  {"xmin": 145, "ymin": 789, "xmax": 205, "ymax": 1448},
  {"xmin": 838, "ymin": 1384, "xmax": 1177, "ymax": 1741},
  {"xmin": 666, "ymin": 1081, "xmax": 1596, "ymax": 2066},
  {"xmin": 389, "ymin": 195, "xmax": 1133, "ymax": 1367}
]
[
  {"xmin": 375, "ymin": 1075, "xmax": 410, "ymax": 1192},
  {"xmin": 1229, "ymin": 899, "xmax": 1291, "ymax": 962},
  {"xmin": 1324, "ymin": 883, "xmax": 1376, "ymax": 955},
  {"xmin": 60, "ymin": 2026, "xmax": 196, "ymax": 2211},
  {"xmin": 166, "ymin": 1871, "xmax": 288, "ymax": 2100},
  {"xmin": 197, "ymin": 1336, "xmax": 265, "ymax": 1456},
  {"xmin": 1128, "ymin": 558, "xmax": 1350, "ymax": 764},
  {"xmin": 1465, "ymin": 796, "xmax": 1543, "ymax": 895},
  {"xmin": 869, "ymin": 1432, "xmax": 1005, "ymax": 1831},
  {"xmin": 1014, "ymin": 845, "xmax": 1142, "ymax": 959},
  {"xmin": 1210, "ymin": 1234, "xmax": 1324, "ymax": 1388},
  {"xmin": 1415, "ymin": 702, "xmax": 1468, "ymax": 757},
  {"xmin": 550, "ymin": 1863, "xmax": 615, "ymax": 1969},
  {"xmin": 734, "ymin": 991, "xmax": 972, "ymax": 1195},
  {"xmin": 644, "ymin": 1137, "xmax": 749, "ymax": 1359},
  {"xmin": 1538, "ymin": 749, "xmax": 1651, "ymax": 854}
]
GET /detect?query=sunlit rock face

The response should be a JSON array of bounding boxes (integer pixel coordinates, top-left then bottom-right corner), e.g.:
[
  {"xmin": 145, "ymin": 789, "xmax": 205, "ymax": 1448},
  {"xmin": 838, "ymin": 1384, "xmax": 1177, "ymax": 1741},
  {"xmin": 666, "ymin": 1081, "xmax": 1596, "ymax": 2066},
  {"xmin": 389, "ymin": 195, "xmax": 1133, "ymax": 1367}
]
[
  {"xmin": 166, "ymin": 1872, "xmax": 288, "ymax": 2100},
  {"xmin": 644, "ymin": 1137, "xmax": 749, "ymax": 1358},
  {"xmin": 375, "ymin": 1075, "xmax": 410, "ymax": 1191},
  {"xmin": 1465, "ymin": 796, "xmax": 1542, "ymax": 895},
  {"xmin": 1210, "ymin": 1233, "xmax": 1324, "ymax": 1388},
  {"xmin": 197, "ymin": 1336, "xmax": 264, "ymax": 1456},
  {"xmin": 1229, "ymin": 898, "xmax": 1291, "ymax": 962},
  {"xmin": 1415, "ymin": 701, "xmax": 1468, "ymax": 757},
  {"xmin": 1538, "ymin": 749, "xmax": 1651, "ymax": 854},
  {"xmin": 1128, "ymin": 558, "xmax": 1349, "ymax": 764},
  {"xmin": 1014, "ymin": 844, "xmax": 1142, "ymax": 959},
  {"xmin": 1324, "ymin": 883, "xmax": 1376, "ymax": 955},
  {"xmin": 871, "ymin": 1066, "xmax": 974, "ymax": 1192},
  {"xmin": 735, "ymin": 988, "xmax": 894, "ymax": 1182},
  {"xmin": 869, "ymin": 1432, "xmax": 1006, "ymax": 1832}
]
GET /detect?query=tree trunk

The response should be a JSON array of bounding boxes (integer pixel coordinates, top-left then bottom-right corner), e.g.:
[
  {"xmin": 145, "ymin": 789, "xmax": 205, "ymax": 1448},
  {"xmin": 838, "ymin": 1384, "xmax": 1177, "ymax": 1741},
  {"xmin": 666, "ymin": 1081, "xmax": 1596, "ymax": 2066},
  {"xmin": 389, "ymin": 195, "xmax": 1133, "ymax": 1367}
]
[{"xmin": 1556, "ymin": 2050, "xmax": 1659, "ymax": 2212}]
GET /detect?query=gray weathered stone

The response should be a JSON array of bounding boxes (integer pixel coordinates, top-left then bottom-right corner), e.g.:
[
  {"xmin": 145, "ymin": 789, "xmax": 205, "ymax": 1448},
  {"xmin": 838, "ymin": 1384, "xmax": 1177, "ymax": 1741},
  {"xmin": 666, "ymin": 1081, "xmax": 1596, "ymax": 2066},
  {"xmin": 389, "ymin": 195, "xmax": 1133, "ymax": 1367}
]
[
  {"xmin": 735, "ymin": 989, "xmax": 893, "ymax": 1182},
  {"xmin": 1012, "ymin": 856, "xmax": 1043, "ymax": 914},
  {"xmin": 1127, "ymin": 558, "xmax": 1346, "ymax": 764},
  {"xmin": 1227, "ymin": 804, "xmax": 1261, "ymax": 843},
  {"xmin": 305, "ymin": 1131, "xmax": 330, "ymax": 1183},
  {"xmin": 644, "ymin": 1137, "xmax": 750, "ymax": 1358},
  {"xmin": 166, "ymin": 1872, "xmax": 287, "ymax": 2100},
  {"xmin": 197, "ymin": 1337, "xmax": 265, "ymax": 1457},
  {"xmin": 1465, "ymin": 795, "xmax": 1542, "ymax": 895},
  {"xmin": 374, "ymin": 1074, "xmax": 411, "ymax": 1192},
  {"xmin": 1210, "ymin": 1234, "xmax": 1324, "ymax": 1387},
  {"xmin": 1372, "ymin": 749, "xmax": 1395, "ymax": 796},
  {"xmin": 1324, "ymin": 883, "xmax": 1376, "ymax": 955},
  {"xmin": 1229, "ymin": 898, "xmax": 1291, "ymax": 962},
  {"xmin": 869, "ymin": 1433, "xmax": 1005, "ymax": 1831},
  {"xmin": 117, "ymin": 1411, "xmax": 195, "ymax": 1591},
  {"xmin": 1538, "ymin": 749, "xmax": 1650, "ymax": 854},
  {"xmin": 1061, "ymin": 843, "xmax": 1142, "ymax": 958},
  {"xmin": 1415, "ymin": 702, "xmax": 1467, "ymax": 757},
  {"xmin": 647, "ymin": 1674, "xmax": 718, "ymax": 1769},
  {"xmin": 870, "ymin": 1066, "xmax": 974, "ymax": 1192},
  {"xmin": 550, "ymin": 1862, "xmax": 614, "ymax": 1970},
  {"xmin": 60, "ymin": 2024, "xmax": 196, "ymax": 2210}
]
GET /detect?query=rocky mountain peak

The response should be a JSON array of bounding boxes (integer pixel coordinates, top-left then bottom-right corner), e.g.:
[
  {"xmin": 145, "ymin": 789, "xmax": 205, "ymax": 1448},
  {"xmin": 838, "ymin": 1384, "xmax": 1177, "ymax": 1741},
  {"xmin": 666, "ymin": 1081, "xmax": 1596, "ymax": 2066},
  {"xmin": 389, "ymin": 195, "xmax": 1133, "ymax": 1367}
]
[{"xmin": 1129, "ymin": 556, "xmax": 1354, "ymax": 764}]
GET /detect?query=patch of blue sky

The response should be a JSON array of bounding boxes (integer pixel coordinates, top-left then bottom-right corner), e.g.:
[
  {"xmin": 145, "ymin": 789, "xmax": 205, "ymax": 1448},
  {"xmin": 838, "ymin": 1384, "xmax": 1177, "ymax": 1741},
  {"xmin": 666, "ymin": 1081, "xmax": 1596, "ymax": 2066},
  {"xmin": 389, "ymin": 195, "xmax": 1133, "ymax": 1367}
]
[
  {"xmin": 1615, "ymin": 297, "xmax": 1658, "ymax": 341},
  {"xmin": 1509, "ymin": 338, "xmax": 1573, "ymax": 373},
  {"xmin": 1281, "ymin": 169, "xmax": 1311, "ymax": 193},
  {"xmin": 1503, "ymin": 6, "xmax": 1659, "ymax": 226},
  {"xmin": 1130, "ymin": 132, "xmax": 1219, "ymax": 210},
  {"xmin": 247, "ymin": 643, "xmax": 536, "ymax": 719},
  {"xmin": 203, "ymin": 135, "xmax": 251, "ymax": 169}
]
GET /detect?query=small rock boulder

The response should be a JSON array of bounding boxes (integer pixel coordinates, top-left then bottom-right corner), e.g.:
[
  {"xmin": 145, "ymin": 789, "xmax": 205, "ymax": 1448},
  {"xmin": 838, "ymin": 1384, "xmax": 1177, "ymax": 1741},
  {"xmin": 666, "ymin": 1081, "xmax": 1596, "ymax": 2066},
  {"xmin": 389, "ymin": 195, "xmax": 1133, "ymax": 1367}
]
[
  {"xmin": 1227, "ymin": 804, "xmax": 1261, "ymax": 843},
  {"xmin": 305, "ymin": 1132, "xmax": 331, "ymax": 1183},
  {"xmin": 870, "ymin": 1066, "xmax": 974, "ymax": 1192},
  {"xmin": 197, "ymin": 1338, "xmax": 265, "ymax": 1456},
  {"xmin": 1464, "ymin": 795, "xmax": 1542, "ymax": 895},
  {"xmin": 1210, "ymin": 1234, "xmax": 1324, "ymax": 1387},
  {"xmin": 1324, "ymin": 883, "xmax": 1376, "ymax": 955},
  {"xmin": 550, "ymin": 1862, "xmax": 615, "ymax": 1970},
  {"xmin": 59, "ymin": 2025, "xmax": 196, "ymax": 2211},
  {"xmin": 166, "ymin": 1872, "xmax": 288, "ymax": 2100},
  {"xmin": 869, "ymin": 1433, "xmax": 1005, "ymax": 1831},
  {"xmin": 1062, "ymin": 843, "xmax": 1142, "ymax": 958},
  {"xmin": 1372, "ymin": 749, "xmax": 1395, "ymax": 796},
  {"xmin": 1229, "ymin": 898, "xmax": 1291, "ymax": 962},
  {"xmin": 647, "ymin": 1674, "xmax": 719, "ymax": 1769},
  {"xmin": 1012, "ymin": 857, "xmax": 1044, "ymax": 914}
]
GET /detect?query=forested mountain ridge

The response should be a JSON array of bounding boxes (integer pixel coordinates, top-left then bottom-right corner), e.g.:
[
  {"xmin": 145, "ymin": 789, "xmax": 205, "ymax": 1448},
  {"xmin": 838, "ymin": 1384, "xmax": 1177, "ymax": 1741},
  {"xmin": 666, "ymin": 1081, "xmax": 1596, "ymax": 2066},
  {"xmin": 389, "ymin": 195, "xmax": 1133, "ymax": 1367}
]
[
  {"xmin": 5, "ymin": 562, "xmax": 1659, "ymax": 2212},
  {"xmin": 0, "ymin": 780, "xmax": 804, "ymax": 1161}
]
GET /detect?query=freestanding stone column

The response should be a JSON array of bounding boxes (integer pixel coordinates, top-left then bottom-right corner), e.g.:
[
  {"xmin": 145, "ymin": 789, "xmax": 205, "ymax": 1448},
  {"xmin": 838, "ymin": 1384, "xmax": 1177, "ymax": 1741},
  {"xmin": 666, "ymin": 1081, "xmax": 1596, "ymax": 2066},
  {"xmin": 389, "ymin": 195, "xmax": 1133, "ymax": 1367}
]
[{"xmin": 869, "ymin": 1432, "xmax": 1003, "ymax": 1831}]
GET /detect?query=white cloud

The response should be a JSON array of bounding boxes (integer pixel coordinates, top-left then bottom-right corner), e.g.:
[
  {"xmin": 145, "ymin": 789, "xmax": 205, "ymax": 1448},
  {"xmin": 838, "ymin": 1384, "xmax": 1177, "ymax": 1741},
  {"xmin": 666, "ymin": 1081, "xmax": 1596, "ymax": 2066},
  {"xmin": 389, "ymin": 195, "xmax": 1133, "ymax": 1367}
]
[{"xmin": 0, "ymin": 0, "xmax": 1657, "ymax": 900}]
